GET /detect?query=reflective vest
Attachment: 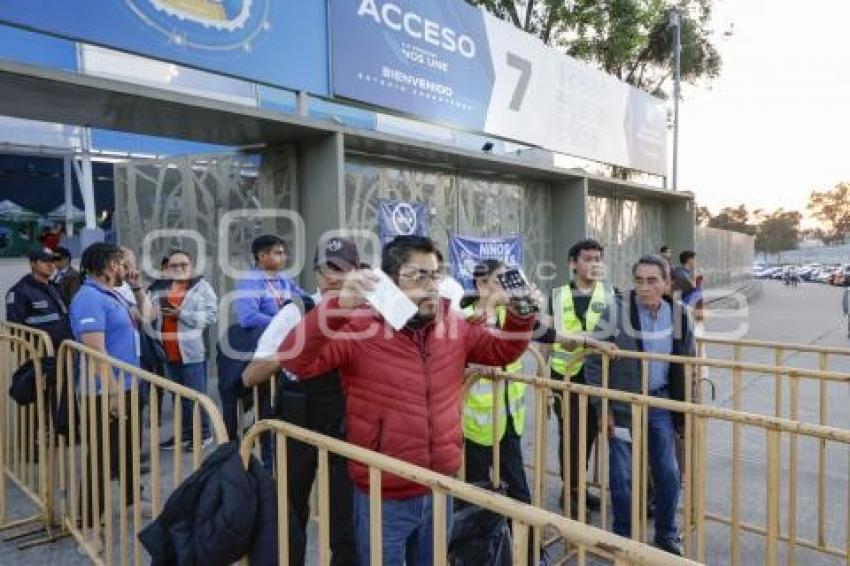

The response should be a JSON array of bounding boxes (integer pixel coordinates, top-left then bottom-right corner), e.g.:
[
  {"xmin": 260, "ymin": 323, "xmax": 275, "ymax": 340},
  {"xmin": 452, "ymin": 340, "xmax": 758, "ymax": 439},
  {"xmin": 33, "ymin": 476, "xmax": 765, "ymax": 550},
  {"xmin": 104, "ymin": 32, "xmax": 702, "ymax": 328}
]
[
  {"xmin": 550, "ymin": 282, "xmax": 608, "ymax": 377},
  {"xmin": 462, "ymin": 304, "xmax": 526, "ymax": 446}
]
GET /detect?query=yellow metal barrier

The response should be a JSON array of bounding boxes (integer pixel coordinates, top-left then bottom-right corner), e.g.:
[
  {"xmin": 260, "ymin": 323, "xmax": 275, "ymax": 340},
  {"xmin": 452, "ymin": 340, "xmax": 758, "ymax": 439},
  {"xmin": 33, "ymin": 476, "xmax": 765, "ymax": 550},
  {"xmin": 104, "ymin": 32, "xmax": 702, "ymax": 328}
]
[
  {"xmin": 0, "ymin": 332, "xmax": 52, "ymax": 544},
  {"xmin": 487, "ymin": 349, "xmax": 850, "ymax": 565},
  {"xmin": 240, "ymin": 418, "xmax": 697, "ymax": 566},
  {"xmin": 459, "ymin": 346, "xmax": 551, "ymax": 564},
  {"xmin": 56, "ymin": 341, "xmax": 228, "ymax": 566}
]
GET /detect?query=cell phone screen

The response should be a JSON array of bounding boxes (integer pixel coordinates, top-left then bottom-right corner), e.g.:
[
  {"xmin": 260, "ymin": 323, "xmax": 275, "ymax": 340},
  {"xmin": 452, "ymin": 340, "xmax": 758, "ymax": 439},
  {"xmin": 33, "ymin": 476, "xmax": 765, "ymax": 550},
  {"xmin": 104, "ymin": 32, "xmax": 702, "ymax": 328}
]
[{"xmin": 497, "ymin": 268, "xmax": 530, "ymax": 294}]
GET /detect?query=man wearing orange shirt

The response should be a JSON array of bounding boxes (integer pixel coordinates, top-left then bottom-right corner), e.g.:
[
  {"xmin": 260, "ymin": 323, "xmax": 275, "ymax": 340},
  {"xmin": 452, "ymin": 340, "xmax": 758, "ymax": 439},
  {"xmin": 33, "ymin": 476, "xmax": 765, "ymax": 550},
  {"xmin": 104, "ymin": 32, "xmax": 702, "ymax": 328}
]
[{"xmin": 152, "ymin": 250, "xmax": 218, "ymax": 449}]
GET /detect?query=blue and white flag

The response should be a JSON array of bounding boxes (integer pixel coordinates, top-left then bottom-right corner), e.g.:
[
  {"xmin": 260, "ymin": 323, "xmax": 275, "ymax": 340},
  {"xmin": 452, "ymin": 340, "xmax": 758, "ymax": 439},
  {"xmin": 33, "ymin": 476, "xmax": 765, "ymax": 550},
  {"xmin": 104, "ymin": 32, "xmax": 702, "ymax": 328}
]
[
  {"xmin": 378, "ymin": 199, "xmax": 429, "ymax": 244},
  {"xmin": 449, "ymin": 234, "xmax": 522, "ymax": 290}
]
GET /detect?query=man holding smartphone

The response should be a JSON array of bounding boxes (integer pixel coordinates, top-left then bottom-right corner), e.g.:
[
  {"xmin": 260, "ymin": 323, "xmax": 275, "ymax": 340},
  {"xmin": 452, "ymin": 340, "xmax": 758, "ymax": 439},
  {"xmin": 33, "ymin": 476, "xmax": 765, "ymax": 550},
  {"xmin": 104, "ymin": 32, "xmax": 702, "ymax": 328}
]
[{"xmin": 277, "ymin": 235, "xmax": 535, "ymax": 565}]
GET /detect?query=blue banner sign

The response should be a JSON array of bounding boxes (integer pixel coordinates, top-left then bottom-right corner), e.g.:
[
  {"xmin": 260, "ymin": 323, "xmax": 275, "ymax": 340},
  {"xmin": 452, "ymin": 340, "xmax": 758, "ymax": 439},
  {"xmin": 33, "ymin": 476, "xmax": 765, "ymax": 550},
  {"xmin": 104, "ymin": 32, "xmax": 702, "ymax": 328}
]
[
  {"xmin": 449, "ymin": 234, "xmax": 523, "ymax": 290},
  {"xmin": 331, "ymin": 0, "xmax": 494, "ymax": 130},
  {"xmin": 330, "ymin": 0, "xmax": 668, "ymax": 176},
  {"xmin": 0, "ymin": 0, "xmax": 329, "ymax": 95},
  {"xmin": 377, "ymin": 199, "xmax": 429, "ymax": 244}
]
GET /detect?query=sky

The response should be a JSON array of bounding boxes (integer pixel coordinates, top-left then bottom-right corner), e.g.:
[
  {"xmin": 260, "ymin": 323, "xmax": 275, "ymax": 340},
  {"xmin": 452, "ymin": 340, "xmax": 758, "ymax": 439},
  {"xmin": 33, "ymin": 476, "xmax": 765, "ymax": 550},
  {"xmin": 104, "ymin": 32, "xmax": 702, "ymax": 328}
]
[{"xmin": 678, "ymin": 0, "xmax": 850, "ymax": 225}]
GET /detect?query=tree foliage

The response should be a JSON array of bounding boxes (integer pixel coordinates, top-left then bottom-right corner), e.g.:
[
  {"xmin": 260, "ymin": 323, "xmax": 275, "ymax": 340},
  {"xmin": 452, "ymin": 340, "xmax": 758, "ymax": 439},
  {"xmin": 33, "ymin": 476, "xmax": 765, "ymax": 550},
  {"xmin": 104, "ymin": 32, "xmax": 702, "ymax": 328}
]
[
  {"xmin": 706, "ymin": 204, "xmax": 756, "ymax": 235},
  {"xmin": 467, "ymin": 0, "xmax": 722, "ymax": 96},
  {"xmin": 698, "ymin": 203, "xmax": 802, "ymax": 253},
  {"xmin": 807, "ymin": 182, "xmax": 850, "ymax": 245},
  {"xmin": 695, "ymin": 205, "xmax": 711, "ymax": 226},
  {"xmin": 754, "ymin": 209, "xmax": 801, "ymax": 255}
]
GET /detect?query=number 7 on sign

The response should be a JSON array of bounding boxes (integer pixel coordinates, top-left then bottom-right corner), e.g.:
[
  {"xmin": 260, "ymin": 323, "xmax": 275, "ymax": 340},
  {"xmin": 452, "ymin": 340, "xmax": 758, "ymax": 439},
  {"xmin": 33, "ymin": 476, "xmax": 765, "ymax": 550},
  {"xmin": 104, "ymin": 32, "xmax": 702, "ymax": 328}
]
[{"xmin": 506, "ymin": 52, "xmax": 532, "ymax": 111}]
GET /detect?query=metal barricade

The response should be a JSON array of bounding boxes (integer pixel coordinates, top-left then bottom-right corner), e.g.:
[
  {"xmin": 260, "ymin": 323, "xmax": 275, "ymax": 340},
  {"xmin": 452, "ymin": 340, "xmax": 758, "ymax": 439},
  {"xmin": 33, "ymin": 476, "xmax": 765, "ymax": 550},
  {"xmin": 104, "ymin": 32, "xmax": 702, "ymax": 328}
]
[
  {"xmin": 492, "ymin": 350, "xmax": 850, "ymax": 565},
  {"xmin": 459, "ymin": 346, "xmax": 550, "ymax": 563},
  {"xmin": 0, "ymin": 332, "xmax": 52, "ymax": 545},
  {"xmin": 56, "ymin": 340, "xmax": 228, "ymax": 566},
  {"xmin": 240, "ymin": 418, "xmax": 696, "ymax": 566},
  {"xmin": 697, "ymin": 335, "xmax": 850, "ymax": 418}
]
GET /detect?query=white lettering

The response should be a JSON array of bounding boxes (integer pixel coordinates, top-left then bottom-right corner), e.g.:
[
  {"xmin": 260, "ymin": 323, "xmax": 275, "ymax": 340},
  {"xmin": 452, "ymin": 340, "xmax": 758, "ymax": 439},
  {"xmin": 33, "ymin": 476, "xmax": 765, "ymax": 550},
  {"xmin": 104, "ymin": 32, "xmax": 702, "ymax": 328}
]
[
  {"xmin": 423, "ymin": 19, "xmax": 440, "ymax": 47},
  {"xmin": 382, "ymin": 66, "xmax": 454, "ymax": 96},
  {"xmin": 441, "ymin": 27, "xmax": 457, "ymax": 52},
  {"xmin": 458, "ymin": 35, "xmax": 476, "ymax": 58},
  {"xmin": 357, "ymin": 0, "xmax": 380, "ymax": 23},
  {"xmin": 381, "ymin": 3, "xmax": 402, "ymax": 31},
  {"xmin": 403, "ymin": 12, "xmax": 422, "ymax": 39},
  {"xmin": 357, "ymin": 1, "xmax": 477, "ymax": 59},
  {"xmin": 479, "ymin": 243, "xmax": 513, "ymax": 256}
]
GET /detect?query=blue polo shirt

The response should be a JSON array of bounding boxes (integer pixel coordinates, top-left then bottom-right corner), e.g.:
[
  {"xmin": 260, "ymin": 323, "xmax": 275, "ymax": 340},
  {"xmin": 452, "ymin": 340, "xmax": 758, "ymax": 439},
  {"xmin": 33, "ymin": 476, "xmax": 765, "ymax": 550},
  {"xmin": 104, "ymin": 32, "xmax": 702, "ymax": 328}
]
[
  {"xmin": 70, "ymin": 279, "xmax": 138, "ymax": 393},
  {"xmin": 234, "ymin": 267, "xmax": 305, "ymax": 330},
  {"xmin": 636, "ymin": 300, "xmax": 673, "ymax": 394}
]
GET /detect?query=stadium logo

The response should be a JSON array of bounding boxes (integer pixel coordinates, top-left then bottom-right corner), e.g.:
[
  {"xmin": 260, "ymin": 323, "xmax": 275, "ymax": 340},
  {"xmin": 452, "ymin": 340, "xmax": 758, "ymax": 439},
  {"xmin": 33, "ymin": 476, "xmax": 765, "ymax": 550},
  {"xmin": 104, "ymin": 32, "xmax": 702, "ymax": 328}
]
[{"xmin": 125, "ymin": 0, "xmax": 271, "ymax": 52}]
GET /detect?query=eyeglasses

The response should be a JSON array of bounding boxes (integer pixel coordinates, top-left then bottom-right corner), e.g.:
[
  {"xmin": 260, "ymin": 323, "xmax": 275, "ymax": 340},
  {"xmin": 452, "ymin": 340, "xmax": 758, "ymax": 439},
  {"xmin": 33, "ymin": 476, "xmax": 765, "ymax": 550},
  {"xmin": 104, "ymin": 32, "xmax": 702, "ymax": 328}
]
[
  {"xmin": 168, "ymin": 262, "xmax": 191, "ymax": 269},
  {"xmin": 399, "ymin": 267, "xmax": 445, "ymax": 286}
]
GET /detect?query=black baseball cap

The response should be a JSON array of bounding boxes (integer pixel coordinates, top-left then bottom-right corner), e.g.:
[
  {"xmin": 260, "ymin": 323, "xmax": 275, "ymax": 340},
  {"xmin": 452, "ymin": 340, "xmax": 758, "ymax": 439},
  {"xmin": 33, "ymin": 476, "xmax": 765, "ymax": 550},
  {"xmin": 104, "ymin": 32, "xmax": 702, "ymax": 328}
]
[
  {"xmin": 28, "ymin": 248, "xmax": 55, "ymax": 262},
  {"xmin": 54, "ymin": 246, "xmax": 71, "ymax": 260},
  {"xmin": 313, "ymin": 237, "xmax": 359, "ymax": 272}
]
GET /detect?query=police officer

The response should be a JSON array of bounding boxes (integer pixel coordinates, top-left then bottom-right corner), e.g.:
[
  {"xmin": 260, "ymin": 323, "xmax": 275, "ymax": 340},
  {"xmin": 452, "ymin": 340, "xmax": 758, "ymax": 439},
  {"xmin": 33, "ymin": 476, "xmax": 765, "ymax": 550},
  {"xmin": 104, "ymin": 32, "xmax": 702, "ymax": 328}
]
[
  {"xmin": 5, "ymin": 247, "xmax": 73, "ymax": 349},
  {"xmin": 548, "ymin": 238, "xmax": 615, "ymax": 516}
]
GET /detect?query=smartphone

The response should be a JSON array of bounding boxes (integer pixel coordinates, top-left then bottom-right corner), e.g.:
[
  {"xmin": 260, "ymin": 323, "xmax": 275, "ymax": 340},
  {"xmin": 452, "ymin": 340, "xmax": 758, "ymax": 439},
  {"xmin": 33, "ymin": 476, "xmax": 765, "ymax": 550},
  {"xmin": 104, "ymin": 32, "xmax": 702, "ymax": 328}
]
[{"xmin": 497, "ymin": 268, "xmax": 538, "ymax": 315}]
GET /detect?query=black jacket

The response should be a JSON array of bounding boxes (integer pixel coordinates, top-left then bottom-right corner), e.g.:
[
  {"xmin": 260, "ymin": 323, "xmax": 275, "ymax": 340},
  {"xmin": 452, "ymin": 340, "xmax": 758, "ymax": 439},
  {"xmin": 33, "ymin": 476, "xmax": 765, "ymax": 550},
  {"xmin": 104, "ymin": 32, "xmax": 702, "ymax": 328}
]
[
  {"xmin": 139, "ymin": 442, "xmax": 300, "ymax": 566},
  {"xmin": 584, "ymin": 291, "xmax": 695, "ymax": 430},
  {"xmin": 5, "ymin": 274, "xmax": 73, "ymax": 350},
  {"xmin": 54, "ymin": 266, "xmax": 83, "ymax": 307},
  {"xmin": 216, "ymin": 323, "xmax": 265, "ymax": 397}
]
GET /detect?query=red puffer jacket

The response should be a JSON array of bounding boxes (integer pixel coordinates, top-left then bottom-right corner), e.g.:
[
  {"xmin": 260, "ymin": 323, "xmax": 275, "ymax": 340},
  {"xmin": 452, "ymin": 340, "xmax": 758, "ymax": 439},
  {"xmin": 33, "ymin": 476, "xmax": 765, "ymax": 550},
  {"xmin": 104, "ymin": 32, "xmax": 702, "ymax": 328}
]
[{"xmin": 278, "ymin": 297, "xmax": 533, "ymax": 498}]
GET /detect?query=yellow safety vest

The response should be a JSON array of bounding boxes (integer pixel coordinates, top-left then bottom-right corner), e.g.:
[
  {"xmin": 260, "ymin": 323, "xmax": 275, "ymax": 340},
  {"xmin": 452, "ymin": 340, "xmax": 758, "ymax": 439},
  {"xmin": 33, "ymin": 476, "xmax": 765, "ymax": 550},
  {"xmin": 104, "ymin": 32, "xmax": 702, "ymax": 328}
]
[
  {"xmin": 550, "ymin": 282, "xmax": 608, "ymax": 377},
  {"xmin": 462, "ymin": 304, "xmax": 526, "ymax": 446}
]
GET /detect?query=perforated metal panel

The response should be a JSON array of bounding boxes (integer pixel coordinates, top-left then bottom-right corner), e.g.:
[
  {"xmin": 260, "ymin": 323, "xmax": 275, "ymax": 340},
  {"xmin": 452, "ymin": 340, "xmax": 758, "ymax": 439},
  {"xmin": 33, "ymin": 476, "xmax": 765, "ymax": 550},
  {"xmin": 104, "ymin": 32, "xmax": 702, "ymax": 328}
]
[
  {"xmin": 587, "ymin": 194, "xmax": 667, "ymax": 290},
  {"xmin": 343, "ymin": 157, "xmax": 554, "ymax": 291}
]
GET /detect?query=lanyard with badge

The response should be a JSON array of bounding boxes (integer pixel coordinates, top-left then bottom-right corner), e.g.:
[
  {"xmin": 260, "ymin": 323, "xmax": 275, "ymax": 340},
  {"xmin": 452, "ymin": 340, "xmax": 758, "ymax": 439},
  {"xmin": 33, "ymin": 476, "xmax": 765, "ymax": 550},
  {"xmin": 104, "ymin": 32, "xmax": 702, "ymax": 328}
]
[{"xmin": 265, "ymin": 277, "xmax": 288, "ymax": 310}]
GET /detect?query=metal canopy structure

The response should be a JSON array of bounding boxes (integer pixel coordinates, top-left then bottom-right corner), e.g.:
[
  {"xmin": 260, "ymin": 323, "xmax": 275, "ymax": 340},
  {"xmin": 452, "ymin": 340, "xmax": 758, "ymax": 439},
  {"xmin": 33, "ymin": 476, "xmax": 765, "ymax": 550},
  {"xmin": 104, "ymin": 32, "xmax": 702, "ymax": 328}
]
[{"xmin": 0, "ymin": 59, "xmax": 690, "ymax": 203}]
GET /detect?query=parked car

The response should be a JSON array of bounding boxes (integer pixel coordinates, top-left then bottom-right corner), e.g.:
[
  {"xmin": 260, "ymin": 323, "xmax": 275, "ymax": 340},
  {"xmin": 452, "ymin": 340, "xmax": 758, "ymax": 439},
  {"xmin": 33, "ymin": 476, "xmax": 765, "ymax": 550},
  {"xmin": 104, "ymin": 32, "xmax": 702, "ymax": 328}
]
[
  {"xmin": 831, "ymin": 264, "xmax": 850, "ymax": 286},
  {"xmin": 799, "ymin": 263, "xmax": 822, "ymax": 281},
  {"xmin": 816, "ymin": 265, "xmax": 840, "ymax": 283},
  {"xmin": 772, "ymin": 266, "xmax": 791, "ymax": 280},
  {"xmin": 756, "ymin": 266, "xmax": 781, "ymax": 279}
]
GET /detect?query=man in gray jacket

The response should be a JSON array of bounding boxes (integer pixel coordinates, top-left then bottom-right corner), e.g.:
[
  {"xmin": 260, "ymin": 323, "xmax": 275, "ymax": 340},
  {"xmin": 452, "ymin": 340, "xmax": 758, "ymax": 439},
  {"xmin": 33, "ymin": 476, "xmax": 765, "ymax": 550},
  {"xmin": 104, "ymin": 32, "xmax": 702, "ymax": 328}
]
[
  {"xmin": 584, "ymin": 255, "xmax": 695, "ymax": 556},
  {"xmin": 152, "ymin": 250, "xmax": 218, "ymax": 449}
]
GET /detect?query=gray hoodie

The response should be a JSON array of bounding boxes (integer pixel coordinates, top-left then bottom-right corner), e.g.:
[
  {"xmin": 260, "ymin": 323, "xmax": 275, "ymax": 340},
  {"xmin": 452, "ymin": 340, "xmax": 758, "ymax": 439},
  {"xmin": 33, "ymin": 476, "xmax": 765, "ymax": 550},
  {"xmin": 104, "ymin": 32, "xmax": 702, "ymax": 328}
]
[{"xmin": 152, "ymin": 278, "xmax": 218, "ymax": 364}]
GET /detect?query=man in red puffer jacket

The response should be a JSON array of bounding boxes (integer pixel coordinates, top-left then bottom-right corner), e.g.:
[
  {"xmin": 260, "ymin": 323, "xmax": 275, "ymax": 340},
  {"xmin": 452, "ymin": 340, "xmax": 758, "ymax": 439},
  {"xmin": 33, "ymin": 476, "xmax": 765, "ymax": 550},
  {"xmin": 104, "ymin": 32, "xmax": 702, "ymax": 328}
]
[{"xmin": 278, "ymin": 235, "xmax": 534, "ymax": 565}]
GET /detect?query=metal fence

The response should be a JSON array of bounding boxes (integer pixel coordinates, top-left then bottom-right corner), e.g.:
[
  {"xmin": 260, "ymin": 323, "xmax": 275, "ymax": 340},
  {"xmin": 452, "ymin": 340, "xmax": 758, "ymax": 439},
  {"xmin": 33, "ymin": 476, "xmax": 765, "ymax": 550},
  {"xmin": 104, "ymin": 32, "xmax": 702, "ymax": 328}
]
[
  {"xmin": 240, "ymin": 418, "xmax": 696, "ymax": 566},
  {"xmin": 481, "ymin": 349, "xmax": 850, "ymax": 565},
  {"xmin": 0, "ymin": 321, "xmax": 57, "ymax": 548},
  {"xmin": 55, "ymin": 340, "xmax": 229, "ymax": 566}
]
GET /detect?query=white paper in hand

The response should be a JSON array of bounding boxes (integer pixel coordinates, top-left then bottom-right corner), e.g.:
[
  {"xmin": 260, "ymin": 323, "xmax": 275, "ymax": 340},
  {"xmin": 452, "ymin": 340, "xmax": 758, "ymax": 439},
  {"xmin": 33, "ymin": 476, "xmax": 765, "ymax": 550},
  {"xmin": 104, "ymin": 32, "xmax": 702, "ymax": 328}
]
[{"xmin": 364, "ymin": 269, "xmax": 418, "ymax": 330}]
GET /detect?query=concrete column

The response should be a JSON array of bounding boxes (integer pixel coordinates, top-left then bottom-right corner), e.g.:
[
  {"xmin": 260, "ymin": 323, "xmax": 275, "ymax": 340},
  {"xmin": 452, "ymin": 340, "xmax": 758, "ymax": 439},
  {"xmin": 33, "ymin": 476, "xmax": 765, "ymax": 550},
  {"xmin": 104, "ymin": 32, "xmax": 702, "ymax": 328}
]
[
  {"xmin": 550, "ymin": 176, "xmax": 589, "ymax": 289},
  {"xmin": 73, "ymin": 128, "xmax": 98, "ymax": 231},
  {"xmin": 665, "ymin": 195, "xmax": 696, "ymax": 254},
  {"xmin": 63, "ymin": 156, "xmax": 73, "ymax": 237},
  {"xmin": 297, "ymin": 132, "xmax": 345, "ymax": 291}
]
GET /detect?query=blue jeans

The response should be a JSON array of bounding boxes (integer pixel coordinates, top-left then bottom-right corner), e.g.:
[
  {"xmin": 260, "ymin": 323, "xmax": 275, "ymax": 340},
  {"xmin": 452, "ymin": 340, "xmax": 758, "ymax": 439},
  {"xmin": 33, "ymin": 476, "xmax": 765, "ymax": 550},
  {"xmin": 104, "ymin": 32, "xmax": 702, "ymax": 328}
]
[
  {"xmin": 164, "ymin": 361, "xmax": 210, "ymax": 439},
  {"xmin": 609, "ymin": 408, "xmax": 680, "ymax": 541},
  {"xmin": 354, "ymin": 489, "xmax": 453, "ymax": 566}
]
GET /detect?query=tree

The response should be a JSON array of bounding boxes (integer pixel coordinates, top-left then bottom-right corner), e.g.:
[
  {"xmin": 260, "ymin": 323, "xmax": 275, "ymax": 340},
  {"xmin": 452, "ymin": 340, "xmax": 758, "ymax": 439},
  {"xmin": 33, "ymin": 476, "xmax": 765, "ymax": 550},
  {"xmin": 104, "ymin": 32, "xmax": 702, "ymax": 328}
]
[
  {"xmin": 755, "ymin": 209, "xmax": 801, "ymax": 255},
  {"xmin": 707, "ymin": 204, "xmax": 756, "ymax": 235},
  {"xmin": 807, "ymin": 182, "xmax": 850, "ymax": 245},
  {"xmin": 467, "ymin": 0, "xmax": 722, "ymax": 96},
  {"xmin": 695, "ymin": 205, "xmax": 711, "ymax": 226}
]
